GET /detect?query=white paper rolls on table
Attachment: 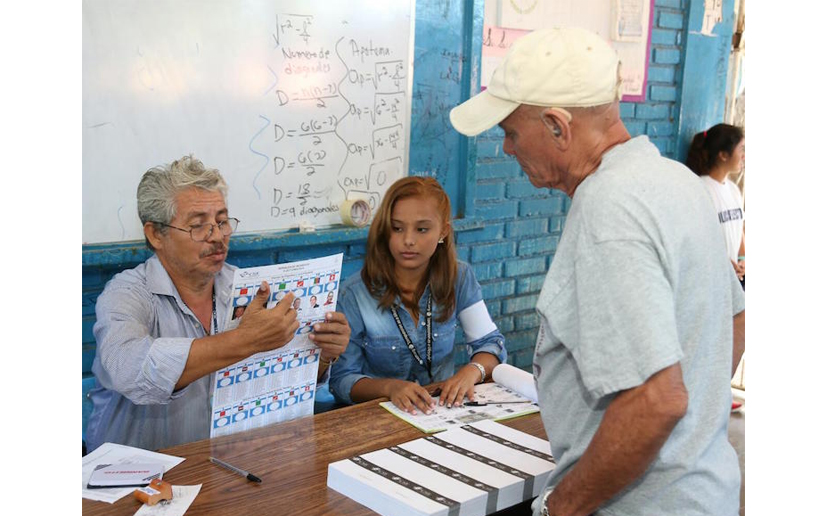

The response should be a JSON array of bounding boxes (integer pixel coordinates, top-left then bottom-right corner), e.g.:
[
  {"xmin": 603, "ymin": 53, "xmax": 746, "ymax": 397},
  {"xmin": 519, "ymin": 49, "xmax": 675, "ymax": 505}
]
[{"xmin": 492, "ymin": 363, "xmax": 538, "ymax": 403}]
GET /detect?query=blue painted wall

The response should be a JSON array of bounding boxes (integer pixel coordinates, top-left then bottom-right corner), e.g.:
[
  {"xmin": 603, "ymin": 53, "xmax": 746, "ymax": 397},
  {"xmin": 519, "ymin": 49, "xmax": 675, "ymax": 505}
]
[
  {"xmin": 676, "ymin": 0, "xmax": 736, "ymax": 160},
  {"xmin": 82, "ymin": 0, "xmax": 733, "ymax": 434}
]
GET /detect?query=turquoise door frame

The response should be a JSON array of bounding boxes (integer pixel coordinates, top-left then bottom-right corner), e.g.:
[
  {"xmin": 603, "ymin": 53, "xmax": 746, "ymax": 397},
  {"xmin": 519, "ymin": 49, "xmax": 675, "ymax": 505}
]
[{"xmin": 675, "ymin": 0, "xmax": 737, "ymax": 162}]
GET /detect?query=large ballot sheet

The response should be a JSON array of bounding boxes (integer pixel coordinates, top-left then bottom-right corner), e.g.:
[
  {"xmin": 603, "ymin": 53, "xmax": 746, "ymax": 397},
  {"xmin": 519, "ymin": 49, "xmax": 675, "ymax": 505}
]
[{"xmin": 210, "ymin": 253, "xmax": 343, "ymax": 438}]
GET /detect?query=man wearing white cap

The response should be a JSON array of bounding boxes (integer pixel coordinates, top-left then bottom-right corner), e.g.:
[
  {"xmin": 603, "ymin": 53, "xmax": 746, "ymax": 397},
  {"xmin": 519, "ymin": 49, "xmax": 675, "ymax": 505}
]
[{"xmin": 451, "ymin": 28, "xmax": 745, "ymax": 516}]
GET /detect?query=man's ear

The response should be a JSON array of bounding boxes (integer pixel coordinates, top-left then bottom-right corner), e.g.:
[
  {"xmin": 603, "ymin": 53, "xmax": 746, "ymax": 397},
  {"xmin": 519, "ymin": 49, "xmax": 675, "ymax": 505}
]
[
  {"xmin": 540, "ymin": 108, "xmax": 572, "ymax": 148},
  {"xmin": 144, "ymin": 222, "xmax": 165, "ymax": 250}
]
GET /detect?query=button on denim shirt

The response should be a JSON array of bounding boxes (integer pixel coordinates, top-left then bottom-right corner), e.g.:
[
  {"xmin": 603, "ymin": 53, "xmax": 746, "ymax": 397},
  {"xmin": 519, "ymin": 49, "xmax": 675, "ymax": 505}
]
[{"xmin": 330, "ymin": 261, "xmax": 506, "ymax": 404}]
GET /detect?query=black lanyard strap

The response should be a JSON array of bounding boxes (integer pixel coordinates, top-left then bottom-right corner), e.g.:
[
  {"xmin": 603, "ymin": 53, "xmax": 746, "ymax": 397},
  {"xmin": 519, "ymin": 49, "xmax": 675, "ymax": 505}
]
[
  {"xmin": 390, "ymin": 293, "xmax": 433, "ymax": 381},
  {"xmin": 211, "ymin": 288, "xmax": 219, "ymax": 336}
]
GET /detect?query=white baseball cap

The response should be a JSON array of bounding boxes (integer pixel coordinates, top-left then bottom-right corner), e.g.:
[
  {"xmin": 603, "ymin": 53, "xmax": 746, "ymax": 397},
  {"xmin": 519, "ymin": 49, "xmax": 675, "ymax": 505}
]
[{"xmin": 450, "ymin": 27, "xmax": 622, "ymax": 137}]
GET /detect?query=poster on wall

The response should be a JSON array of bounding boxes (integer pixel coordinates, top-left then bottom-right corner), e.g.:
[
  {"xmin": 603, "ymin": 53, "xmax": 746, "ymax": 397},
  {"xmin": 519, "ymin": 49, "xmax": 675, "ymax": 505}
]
[
  {"xmin": 483, "ymin": 0, "xmax": 654, "ymax": 102},
  {"xmin": 498, "ymin": 0, "xmax": 571, "ymax": 31},
  {"xmin": 612, "ymin": 0, "xmax": 645, "ymax": 42}
]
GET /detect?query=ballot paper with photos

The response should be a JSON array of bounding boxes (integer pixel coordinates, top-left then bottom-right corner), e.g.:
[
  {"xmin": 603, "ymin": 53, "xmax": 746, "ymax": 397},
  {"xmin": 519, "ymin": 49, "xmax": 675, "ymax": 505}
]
[
  {"xmin": 211, "ymin": 253, "xmax": 343, "ymax": 438},
  {"xmin": 379, "ymin": 363, "xmax": 541, "ymax": 433},
  {"xmin": 380, "ymin": 382, "xmax": 539, "ymax": 433},
  {"xmin": 327, "ymin": 419, "xmax": 555, "ymax": 516}
]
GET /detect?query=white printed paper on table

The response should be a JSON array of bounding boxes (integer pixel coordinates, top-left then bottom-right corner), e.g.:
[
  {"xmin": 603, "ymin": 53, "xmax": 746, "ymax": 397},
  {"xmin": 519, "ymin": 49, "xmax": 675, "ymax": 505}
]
[
  {"xmin": 210, "ymin": 253, "xmax": 343, "ymax": 438},
  {"xmin": 380, "ymin": 382, "xmax": 539, "ymax": 433},
  {"xmin": 82, "ymin": 443, "xmax": 185, "ymax": 503},
  {"xmin": 328, "ymin": 420, "xmax": 556, "ymax": 516}
]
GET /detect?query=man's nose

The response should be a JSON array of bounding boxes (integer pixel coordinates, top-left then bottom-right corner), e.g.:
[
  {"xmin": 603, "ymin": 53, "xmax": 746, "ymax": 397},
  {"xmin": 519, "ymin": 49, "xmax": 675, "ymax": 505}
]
[
  {"xmin": 502, "ymin": 137, "xmax": 514, "ymax": 156},
  {"xmin": 206, "ymin": 223, "xmax": 224, "ymax": 243}
]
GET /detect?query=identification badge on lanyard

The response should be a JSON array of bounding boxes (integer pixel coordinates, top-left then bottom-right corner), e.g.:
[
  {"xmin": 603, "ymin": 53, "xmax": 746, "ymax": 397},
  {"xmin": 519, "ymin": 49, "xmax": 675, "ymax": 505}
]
[{"xmin": 390, "ymin": 293, "xmax": 433, "ymax": 381}]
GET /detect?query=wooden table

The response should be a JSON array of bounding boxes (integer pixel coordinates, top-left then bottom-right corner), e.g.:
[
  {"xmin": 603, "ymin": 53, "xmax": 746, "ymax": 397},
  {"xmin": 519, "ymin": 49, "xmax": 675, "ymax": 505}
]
[{"xmin": 82, "ymin": 399, "xmax": 546, "ymax": 515}]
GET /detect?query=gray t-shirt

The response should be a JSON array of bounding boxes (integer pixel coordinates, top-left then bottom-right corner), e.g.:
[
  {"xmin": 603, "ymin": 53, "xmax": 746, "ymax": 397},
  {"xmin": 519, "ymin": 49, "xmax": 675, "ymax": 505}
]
[{"xmin": 532, "ymin": 136, "xmax": 745, "ymax": 516}]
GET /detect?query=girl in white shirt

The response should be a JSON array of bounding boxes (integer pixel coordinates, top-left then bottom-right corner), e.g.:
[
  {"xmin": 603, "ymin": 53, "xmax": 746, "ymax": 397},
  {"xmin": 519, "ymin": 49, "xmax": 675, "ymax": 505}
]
[{"xmin": 686, "ymin": 124, "xmax": 746, "ymax": 285}]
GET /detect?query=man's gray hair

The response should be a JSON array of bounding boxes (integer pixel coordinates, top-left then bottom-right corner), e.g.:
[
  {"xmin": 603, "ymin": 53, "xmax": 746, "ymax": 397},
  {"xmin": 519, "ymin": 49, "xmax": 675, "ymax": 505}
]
[{"xmin": 137, "ymin": 155, "xmax": 228, "ymax": 248}]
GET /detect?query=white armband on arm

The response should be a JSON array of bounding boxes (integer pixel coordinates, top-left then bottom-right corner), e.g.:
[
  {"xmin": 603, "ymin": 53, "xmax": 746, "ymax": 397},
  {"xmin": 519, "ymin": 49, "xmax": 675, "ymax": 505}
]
[{"xmin": 458, "ymin": 300, "xmax": 497, "ymax": 341}]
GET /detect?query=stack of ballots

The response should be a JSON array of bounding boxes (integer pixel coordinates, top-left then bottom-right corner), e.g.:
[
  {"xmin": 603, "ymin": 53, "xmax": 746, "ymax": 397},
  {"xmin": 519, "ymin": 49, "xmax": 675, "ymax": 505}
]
[{"xmin": 327, "ymin": 419, "xmax": 555, "ymax": 516}]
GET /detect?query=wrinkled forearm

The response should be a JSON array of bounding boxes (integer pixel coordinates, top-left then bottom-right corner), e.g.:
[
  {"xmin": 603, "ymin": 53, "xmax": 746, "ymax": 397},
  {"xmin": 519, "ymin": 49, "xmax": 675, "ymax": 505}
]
[
  {"xmin": 174, "ymin": 329, "xmax": 261, "ymax": 389},
  {"xmin": 544, "ymin": 364, "xmax": 688, "ymax": 516}
]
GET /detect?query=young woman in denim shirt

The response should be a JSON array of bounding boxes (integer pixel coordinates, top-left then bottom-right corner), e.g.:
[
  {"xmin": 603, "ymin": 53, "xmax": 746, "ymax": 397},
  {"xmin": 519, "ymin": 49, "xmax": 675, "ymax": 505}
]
[{"xmin": 330, "ymin": 177, "xmax": 506, "ymax": 414}]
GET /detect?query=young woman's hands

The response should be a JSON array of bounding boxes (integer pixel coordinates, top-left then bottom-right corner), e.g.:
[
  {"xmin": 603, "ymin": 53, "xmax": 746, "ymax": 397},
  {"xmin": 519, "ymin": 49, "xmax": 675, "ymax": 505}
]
[
  {"xmin": 386, "ymin": 379, "xmax": 436, "ymax": 415},
  {"xmin": 438, "ymin": 364, "xmax": 483, "ymax": 408}
]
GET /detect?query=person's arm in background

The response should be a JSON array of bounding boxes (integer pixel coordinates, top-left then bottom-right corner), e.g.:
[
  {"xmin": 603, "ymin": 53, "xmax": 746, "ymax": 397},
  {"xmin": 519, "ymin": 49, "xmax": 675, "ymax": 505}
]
[
  {"xmin": 729, "ymin": 260, "xmax": 746, "ymax": 378},
  {"xmin": 542, "ymin": 364, "xmax": 688, "ymax": 516},
  {"xmin": 732, "ymin": 309, "xmax": 745, "ymax": 378},
  {"xmin": 736, "ymin": 224, "xmax": 745, "ymax": 279}
]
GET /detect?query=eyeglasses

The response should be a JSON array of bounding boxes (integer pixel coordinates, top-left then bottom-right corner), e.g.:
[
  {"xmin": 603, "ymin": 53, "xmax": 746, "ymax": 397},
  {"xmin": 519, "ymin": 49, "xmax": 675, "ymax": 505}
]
[{"xmin": 153, "ymin": 218, "xmax": 239, "ymax": 242}]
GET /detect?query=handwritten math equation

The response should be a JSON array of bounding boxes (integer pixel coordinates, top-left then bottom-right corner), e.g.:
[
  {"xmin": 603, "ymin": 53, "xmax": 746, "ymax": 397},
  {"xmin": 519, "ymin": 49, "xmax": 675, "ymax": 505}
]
[{"xmin": 249, "ymin": 12, "xmax": 410, "ymax": 224}]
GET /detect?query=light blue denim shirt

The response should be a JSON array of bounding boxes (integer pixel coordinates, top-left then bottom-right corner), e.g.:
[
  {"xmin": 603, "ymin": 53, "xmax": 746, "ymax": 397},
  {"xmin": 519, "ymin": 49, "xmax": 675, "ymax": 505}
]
[{"xmin": 330, "ymin": 261, "xmax": 506, "ymax": 404}]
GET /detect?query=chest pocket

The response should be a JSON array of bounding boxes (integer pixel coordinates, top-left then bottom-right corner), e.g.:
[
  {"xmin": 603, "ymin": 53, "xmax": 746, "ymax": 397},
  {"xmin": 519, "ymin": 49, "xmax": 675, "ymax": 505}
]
[
  {"xmin": 430, "ymin": 321, "xmax": 456, "ymax": 363},
  {"xmin": 363, "ymin": 335, "xmax": 412, "ymax": 378}
]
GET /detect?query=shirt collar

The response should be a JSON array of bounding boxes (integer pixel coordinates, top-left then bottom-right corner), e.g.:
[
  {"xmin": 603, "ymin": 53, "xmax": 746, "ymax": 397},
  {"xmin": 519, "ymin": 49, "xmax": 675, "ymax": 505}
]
[{"xmin": 393, "ymin": 283, "xmax": 433, "ymax": 308}]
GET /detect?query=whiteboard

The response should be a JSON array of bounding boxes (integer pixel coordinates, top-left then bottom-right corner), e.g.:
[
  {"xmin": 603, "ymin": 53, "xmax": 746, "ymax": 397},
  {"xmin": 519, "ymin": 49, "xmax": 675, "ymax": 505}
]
[{"xmin": 82, "ymin": 0, "xmax": 415, "ymax": 244}]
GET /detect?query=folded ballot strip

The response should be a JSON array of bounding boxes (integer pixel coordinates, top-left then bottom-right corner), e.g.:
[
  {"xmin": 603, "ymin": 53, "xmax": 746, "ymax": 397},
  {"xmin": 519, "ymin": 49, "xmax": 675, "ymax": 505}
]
[{"xmin": 327, "ymin": 420, "xmax": 555, "ymax": 516}]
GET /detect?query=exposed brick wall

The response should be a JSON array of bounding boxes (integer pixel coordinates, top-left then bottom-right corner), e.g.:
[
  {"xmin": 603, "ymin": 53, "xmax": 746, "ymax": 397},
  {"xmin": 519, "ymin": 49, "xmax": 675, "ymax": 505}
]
[{"xmin": 636, "ymin": 1, "xmax": 687, "ymax": 158}]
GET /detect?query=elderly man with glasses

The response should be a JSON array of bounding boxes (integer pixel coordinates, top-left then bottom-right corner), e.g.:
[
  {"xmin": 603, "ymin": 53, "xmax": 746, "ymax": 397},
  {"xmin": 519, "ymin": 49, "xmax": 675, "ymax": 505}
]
[{"xmin": 86, "ymin": 155, "xmax": 351, "ymax": 452}]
